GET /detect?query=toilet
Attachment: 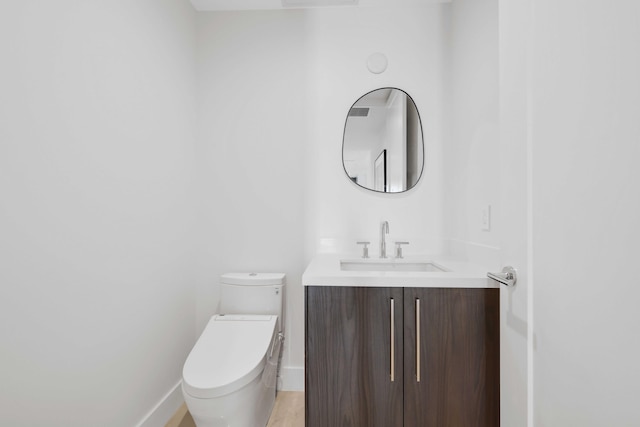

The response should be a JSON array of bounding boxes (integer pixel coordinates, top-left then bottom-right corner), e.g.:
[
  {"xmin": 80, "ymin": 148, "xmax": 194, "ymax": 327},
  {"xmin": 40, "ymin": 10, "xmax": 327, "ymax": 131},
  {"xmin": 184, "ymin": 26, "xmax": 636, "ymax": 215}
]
[{"xmin": 182, "ymin": 273, "xmax": 285, "ymax": 427}]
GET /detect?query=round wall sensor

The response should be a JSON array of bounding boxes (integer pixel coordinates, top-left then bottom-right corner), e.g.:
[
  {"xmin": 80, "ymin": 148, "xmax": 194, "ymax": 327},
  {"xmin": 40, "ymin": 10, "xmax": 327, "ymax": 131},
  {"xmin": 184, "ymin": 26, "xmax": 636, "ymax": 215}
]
[{"xmin": 367, "ymin": 52, "xmax": 388, "ymax": 74}]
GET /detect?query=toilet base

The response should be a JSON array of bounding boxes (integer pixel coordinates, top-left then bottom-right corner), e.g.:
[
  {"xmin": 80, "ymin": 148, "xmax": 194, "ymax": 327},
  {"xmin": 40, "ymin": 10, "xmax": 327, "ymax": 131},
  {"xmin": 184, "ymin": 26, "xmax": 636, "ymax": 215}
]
[{"xmin": 182, "ymin": 373, "xmax": 276, "ymax": 427}]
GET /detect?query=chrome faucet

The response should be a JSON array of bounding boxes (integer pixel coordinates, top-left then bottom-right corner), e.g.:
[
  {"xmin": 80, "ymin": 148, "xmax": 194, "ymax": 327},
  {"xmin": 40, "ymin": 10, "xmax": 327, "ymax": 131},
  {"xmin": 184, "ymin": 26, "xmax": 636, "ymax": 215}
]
[{"xmin": 380, "ymin": 221, "xmax": 389, "ymax": 258}]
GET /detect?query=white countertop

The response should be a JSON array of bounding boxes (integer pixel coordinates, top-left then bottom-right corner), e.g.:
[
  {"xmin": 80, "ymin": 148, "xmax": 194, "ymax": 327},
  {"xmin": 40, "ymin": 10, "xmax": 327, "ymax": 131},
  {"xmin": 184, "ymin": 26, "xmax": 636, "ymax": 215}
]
[{"xmin": 302, "ymin": 254, "xmax": 499, "ymax": 288}]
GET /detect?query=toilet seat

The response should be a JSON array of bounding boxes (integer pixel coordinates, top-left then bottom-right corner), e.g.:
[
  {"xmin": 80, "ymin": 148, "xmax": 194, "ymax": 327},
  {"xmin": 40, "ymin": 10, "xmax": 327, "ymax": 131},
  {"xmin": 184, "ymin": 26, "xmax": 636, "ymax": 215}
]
[{"xmin": 182, "ymin": 314, "xmax": 277, "ymax": 399}]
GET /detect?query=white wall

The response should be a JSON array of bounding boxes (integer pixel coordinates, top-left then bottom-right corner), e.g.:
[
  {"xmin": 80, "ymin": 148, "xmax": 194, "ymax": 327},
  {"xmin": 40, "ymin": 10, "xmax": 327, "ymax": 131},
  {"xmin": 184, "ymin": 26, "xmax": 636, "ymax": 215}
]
[
  {"xmin": 530, "ymin": 1, "xmax": 640, "ymax": 425},
  {"xmin": 0, "ymin": 1, "xmax": 198, "ymax": 425},
  {"xmin": 443, "ymin": 0, "xmax": 500, "ymax": 267},
  {"xmin": 305, "ymin": 5, "xmax": 447, "ymax": 259},
  {"xmin": 195, "ymin": 10, "xmax": 308, "ymax": 389}
]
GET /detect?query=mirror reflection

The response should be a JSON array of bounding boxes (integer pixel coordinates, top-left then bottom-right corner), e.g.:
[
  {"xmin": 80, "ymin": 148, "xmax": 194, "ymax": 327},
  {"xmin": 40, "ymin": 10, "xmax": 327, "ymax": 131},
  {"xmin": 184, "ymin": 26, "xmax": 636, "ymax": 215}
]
[{"xmin": 342, "ymin": 88, "xmax": 424, "ymax": 193}]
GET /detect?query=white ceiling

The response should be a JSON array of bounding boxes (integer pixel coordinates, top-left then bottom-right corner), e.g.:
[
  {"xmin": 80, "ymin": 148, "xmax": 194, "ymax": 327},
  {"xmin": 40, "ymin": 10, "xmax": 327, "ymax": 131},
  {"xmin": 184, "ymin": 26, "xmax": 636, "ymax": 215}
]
[{"xmin": 190, "ymin": 0, "xmax": 451, "ymax": 11}]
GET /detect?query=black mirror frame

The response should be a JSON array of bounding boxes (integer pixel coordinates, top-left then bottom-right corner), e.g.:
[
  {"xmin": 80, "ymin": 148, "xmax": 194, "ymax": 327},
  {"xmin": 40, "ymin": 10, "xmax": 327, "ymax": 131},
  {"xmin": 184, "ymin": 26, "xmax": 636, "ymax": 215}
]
[{"xmin": 342, "ymin": 87, "xmax": 424, "ymax": 194}]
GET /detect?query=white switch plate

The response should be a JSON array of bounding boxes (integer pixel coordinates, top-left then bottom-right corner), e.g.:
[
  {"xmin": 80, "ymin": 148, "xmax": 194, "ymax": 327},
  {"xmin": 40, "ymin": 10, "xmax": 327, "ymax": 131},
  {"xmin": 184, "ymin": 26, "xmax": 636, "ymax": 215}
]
[{"xmin": 481, "ymin": 205, "xmax": 491, "ymax": 231}]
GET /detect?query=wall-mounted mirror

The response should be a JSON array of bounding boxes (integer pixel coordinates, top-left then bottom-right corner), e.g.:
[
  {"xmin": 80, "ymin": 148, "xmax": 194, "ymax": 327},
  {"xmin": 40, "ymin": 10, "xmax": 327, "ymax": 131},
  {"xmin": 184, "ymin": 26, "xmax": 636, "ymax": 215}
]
[{"xmin": 342, "ymin": 88, "xmax": 424, "ymax": 193}]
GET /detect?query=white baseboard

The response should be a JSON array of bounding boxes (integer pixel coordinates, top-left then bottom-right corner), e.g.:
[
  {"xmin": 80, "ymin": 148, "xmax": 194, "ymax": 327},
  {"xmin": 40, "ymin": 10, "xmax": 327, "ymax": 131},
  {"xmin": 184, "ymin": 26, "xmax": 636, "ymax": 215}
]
[
  {"xmin": 279, "ymin": 366, "xmax": 304, "ymax": 391},
  {"xmin": 135, "ymin": 367, "xmax": 303, "ymax": 427},
  {"xmin": 136, "ymin": 380, "xmax": 184, "ymax": 427}
]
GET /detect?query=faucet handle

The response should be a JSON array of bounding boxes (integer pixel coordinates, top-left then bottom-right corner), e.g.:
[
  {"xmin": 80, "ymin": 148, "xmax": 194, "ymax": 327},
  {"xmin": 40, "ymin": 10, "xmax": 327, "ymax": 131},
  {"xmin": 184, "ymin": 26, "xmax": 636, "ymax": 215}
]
[
  {"xmin": 394, "ymin": 241, "xmax": 409, "ymax": 259},
  {"xmin": 356, "ymin": 241, "xmax": 370, "ymax": 259}
]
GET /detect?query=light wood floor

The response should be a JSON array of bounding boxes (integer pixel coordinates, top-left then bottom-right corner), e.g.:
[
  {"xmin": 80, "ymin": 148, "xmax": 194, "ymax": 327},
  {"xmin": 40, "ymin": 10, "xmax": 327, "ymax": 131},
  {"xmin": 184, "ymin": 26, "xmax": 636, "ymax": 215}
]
[
  {"xmin": 166, "ymin": 391, "xmax": 304, "ymax": 427},
  {"xmin": 266, "ymin": 391, "xmax": 304, "ymax": 427}
]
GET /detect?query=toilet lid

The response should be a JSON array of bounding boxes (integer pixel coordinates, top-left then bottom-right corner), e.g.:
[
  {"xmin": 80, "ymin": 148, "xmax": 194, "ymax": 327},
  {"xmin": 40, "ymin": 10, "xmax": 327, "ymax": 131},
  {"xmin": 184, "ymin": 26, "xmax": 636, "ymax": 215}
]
[{"xmin": 182, "ymin": 315, "xmax": 277, "ymax": 399}]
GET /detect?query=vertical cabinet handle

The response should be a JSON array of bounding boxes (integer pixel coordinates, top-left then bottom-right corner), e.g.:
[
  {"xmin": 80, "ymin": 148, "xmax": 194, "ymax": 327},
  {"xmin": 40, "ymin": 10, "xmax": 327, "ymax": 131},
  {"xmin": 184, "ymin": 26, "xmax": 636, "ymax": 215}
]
[
  {"xmin": 416, "ymin": 298, "xmax": 421, "ymax": 382},
  {"xmin": 390, "ymin": 298, "xmax": 395, "ymax": 382}
]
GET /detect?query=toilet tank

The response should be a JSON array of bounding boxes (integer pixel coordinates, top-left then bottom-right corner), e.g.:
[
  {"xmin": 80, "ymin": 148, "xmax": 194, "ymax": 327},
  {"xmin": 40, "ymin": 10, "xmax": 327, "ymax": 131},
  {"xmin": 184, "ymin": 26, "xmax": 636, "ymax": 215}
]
[{"xmin": 219, "ymin": 273, "xmax": 285, "ymax": 331}]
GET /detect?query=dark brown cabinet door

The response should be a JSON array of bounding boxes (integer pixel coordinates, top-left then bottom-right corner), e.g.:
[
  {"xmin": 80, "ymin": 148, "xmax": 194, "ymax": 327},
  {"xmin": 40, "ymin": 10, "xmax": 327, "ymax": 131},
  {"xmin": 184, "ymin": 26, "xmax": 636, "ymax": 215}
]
[
  {"xmin": 403, "ymin": 288, "xmax": 500, "ymax": 427},
  {"xmin": 306, "ymin": 286, "xmax": 404, "ymax": 427}
]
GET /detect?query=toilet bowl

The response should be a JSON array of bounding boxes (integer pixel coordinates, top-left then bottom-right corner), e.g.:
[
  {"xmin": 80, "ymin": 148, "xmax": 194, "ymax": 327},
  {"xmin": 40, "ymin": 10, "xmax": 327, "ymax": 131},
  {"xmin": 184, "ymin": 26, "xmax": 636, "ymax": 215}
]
[{"xmin": 182, "ymin": 273, "xmax": 285, "ymax": 427}]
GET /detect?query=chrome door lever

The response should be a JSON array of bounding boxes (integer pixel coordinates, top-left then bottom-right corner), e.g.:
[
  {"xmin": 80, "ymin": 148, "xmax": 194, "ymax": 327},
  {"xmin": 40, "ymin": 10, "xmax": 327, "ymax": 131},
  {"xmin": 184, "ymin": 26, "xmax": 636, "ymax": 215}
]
[{"xmin": 487, "ymin": 266, "xmax": 517, "ymax": 287}]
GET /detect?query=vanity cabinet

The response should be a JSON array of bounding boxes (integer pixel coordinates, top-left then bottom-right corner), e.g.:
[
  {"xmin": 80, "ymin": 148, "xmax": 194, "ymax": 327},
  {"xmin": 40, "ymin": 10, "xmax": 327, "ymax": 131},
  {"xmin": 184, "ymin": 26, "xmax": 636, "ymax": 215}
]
[
  {"xmin": 305, "ymin": 286, "xmax": 500, "ymax": 427},
  {"xmin": 305, "ymin": 287, "xmax": 404, "ymax": 427}
]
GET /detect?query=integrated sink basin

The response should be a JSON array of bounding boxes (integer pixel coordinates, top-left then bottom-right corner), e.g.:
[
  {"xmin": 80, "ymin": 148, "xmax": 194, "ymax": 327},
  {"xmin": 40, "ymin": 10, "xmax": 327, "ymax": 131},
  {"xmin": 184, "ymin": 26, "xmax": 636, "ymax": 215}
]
[
  {"xmin": 302, "ymin": 254, "xmax": 497, "ymax": 288},
  {"xmin": 340, "ymin": 259, "xmax": 448, "ymax": 272}
]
